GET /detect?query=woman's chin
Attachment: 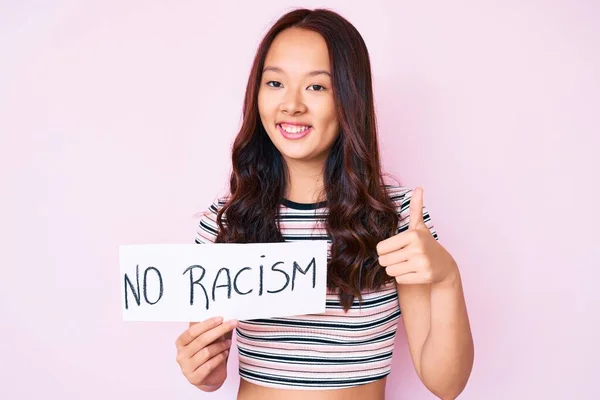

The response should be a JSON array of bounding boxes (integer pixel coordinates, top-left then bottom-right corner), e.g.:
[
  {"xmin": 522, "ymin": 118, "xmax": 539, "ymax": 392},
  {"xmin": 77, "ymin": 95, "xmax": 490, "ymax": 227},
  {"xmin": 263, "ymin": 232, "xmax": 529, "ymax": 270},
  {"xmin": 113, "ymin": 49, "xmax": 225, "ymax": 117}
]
[
  {"xmin": 281, "ymin": 151, "xmax": 311, "ymax": 161},
  {"xmin": 278, "ymin": 147, "xmax": 320, "ymax": 162}
]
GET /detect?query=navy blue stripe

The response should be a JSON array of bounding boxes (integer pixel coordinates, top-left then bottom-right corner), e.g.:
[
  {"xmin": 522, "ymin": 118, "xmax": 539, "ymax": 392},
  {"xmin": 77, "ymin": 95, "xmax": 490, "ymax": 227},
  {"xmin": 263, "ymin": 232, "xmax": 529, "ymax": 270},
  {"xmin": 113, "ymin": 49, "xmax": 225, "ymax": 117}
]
[
  {"xmin": 238, "ymin": 347, "xmax": 393, "ymax": 365},
  {"xmin": 239, "ymin": 368, "xmax": 390, "ymax": 387},
  {"xmin": 236, "ymin": 329, "xmax": 396, "ymax": 346},
  {"xmin": 247, "ymin": 309, "xmax": 400, "ymax": 331}
]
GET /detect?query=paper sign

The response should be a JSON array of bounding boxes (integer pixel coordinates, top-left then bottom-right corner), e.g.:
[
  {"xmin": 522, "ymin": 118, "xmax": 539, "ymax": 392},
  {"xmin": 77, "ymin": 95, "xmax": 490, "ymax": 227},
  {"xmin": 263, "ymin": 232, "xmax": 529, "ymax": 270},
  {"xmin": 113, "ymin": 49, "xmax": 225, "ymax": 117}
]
[{"xmin": 119, "ymin": 242, "xmax": 328, "ymax": 322}]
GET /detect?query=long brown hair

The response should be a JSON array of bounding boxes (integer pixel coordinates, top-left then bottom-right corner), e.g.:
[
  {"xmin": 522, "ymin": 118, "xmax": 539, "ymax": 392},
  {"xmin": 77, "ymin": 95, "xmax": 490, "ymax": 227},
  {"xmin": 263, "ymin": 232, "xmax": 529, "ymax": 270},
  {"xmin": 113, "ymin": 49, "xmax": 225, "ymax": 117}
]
[{"xmin": 215, "ymin": 8, "xmax": 399, "ymax": 310}]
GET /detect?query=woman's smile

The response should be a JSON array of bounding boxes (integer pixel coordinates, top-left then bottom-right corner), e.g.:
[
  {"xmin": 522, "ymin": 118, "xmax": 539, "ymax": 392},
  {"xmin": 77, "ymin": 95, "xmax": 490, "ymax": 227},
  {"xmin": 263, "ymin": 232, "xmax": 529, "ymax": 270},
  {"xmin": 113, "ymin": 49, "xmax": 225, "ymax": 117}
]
[{"xmin": 277, "ymin": 123, "xmax": 313, "ymax": 140}]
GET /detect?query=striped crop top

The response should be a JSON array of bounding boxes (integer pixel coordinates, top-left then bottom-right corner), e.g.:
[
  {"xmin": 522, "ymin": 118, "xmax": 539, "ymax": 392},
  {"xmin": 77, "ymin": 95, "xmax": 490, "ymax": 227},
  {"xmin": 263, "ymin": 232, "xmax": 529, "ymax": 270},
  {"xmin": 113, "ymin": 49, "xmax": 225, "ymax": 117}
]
[{"xmin": 194, "ymin": 185, "xmax": 439, "ymax": 390}]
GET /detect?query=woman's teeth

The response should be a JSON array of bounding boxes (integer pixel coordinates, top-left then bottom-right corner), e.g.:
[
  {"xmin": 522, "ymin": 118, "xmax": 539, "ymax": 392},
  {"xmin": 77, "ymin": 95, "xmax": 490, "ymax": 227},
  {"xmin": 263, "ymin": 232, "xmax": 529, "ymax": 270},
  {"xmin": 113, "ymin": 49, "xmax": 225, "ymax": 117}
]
[{"xmin": 280, "ymin": 124, "xmax": 310, "ymax": 133}]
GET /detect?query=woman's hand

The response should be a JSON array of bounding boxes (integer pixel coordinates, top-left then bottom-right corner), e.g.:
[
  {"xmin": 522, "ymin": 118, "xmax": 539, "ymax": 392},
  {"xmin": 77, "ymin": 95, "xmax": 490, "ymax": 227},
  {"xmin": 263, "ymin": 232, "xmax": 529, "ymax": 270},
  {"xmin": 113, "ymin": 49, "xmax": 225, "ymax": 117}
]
[
  {"xmin": 175, "ymin": 317, "xmax": 238, "ymax": 391},
  {"xmin": 377, "ymin": 187, "xmax": 458, "ymax": 286}
]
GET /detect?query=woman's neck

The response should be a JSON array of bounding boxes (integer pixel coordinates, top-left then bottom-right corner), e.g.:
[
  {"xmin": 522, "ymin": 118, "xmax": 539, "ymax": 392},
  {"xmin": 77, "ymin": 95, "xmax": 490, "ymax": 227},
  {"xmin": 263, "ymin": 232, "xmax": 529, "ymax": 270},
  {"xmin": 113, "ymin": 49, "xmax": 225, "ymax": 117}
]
[{"xmin": 284, "ymin": 158, "xmax": 326, "ymax": 204}]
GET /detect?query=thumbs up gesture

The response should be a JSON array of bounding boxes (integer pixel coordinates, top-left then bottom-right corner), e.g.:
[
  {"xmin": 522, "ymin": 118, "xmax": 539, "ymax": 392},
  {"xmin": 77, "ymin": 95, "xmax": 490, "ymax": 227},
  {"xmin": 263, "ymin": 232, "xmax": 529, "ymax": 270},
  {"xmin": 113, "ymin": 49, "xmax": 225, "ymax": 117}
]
[{"xmin": 376, "ymin": 188, "xmax": 458, "ymax": 286}]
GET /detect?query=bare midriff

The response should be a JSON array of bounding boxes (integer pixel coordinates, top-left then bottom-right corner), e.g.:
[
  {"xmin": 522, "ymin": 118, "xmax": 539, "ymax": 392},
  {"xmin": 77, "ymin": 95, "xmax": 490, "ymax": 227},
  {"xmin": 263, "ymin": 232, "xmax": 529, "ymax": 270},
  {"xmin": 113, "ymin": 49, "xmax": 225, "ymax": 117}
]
[{"xmin": 237, "ymin": 377, "xmax": 387, "ymax": 400}]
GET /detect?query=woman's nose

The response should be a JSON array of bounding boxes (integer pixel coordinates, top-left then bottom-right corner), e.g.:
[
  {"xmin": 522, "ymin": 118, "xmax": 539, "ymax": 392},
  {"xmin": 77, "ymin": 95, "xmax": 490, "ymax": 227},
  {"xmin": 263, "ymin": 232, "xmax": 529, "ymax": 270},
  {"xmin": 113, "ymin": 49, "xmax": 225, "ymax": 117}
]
[{"xmin": 280, "ymin": 89, "xmax": 307, "ymax": 115}]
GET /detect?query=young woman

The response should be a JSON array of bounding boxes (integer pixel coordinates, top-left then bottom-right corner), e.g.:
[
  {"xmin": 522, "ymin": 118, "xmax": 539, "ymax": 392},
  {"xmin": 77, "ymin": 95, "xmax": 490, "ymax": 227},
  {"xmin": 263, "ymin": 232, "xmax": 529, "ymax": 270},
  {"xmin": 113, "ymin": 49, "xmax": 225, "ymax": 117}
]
[{"xmin": 175, "ymin": 8, "xmax": 474, "ymax": 400}]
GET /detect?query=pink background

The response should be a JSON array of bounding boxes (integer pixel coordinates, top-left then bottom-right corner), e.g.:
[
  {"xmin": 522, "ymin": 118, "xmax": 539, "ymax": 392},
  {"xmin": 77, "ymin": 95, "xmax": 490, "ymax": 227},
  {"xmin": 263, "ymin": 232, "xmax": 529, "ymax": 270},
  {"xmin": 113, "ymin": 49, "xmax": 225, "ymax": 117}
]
[{"xmin": 1, "ymin": 1, "xmax": 598, "ymax": 399}]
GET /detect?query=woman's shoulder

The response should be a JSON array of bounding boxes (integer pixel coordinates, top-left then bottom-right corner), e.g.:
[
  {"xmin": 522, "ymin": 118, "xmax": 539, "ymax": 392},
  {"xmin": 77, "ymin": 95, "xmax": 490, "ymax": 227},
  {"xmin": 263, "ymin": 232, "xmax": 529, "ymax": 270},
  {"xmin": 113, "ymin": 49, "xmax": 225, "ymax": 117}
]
[
  {"xmin": 194, "ymin": 190, "xmax": 231, "ymax": 244},
  {"xmin": 197, "ymin": 194, "xmax": 230, "ymax": 219},
  {"xmin": 383, "ymin": 183, "xmax": 412, "ymax": 199},
  {"xmin": 381, "ymin": 175, "xmax": 413, "ymax": 202},
  {"xmin": 209, "ymin": 193, "xmax": 231, "ymax": 212}
]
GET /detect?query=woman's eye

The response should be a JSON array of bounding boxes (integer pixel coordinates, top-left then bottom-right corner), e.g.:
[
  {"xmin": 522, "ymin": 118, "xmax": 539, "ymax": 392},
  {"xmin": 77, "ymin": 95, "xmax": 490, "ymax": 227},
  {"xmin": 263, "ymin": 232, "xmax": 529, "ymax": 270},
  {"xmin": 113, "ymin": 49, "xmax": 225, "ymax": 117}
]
[
  {"xmin": 308, "ymin": 84, "xmax": 325, "ymax": 91},
  {"xmin": 266, "ymin": 81, "xmax": 282, "ymax": 88}
]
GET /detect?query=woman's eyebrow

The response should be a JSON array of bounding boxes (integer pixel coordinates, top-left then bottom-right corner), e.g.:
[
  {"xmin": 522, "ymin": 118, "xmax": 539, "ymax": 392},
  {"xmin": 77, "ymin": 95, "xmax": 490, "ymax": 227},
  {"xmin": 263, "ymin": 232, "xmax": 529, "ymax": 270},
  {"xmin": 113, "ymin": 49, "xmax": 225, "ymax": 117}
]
[{"xmin": 262, "ymin": 66, "xmax": 331, "ymax": 77}]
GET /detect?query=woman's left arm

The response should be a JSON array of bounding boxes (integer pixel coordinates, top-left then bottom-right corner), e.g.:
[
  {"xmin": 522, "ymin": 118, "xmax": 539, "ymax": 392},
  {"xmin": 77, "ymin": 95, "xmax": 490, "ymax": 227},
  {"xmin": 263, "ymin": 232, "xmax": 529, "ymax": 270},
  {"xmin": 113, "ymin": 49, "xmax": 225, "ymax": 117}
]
[{"xmin": 377, "ymin": 188, "xmax": 474, "ymax": 399}]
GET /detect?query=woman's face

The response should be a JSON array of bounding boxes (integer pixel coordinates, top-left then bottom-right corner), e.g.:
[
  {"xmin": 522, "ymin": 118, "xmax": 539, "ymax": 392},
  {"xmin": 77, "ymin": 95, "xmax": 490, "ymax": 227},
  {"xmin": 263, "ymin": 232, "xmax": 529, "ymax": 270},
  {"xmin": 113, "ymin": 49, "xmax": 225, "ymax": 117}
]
[{"xmin": 258, "ymin": 27, "xmax": 340, "ymax": 165}]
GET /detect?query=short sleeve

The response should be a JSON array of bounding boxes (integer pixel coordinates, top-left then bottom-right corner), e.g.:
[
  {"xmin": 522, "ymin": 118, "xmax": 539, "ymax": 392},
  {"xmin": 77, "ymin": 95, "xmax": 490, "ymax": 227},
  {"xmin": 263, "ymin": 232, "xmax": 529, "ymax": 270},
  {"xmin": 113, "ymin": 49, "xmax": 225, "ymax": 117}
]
[
  {"xmin": 194, "ymin": 197, "xmax": 224, "ymax": 244},
  {"xmin": 387, "ymin": 185, "xmax": 440, "ymax": 241}
]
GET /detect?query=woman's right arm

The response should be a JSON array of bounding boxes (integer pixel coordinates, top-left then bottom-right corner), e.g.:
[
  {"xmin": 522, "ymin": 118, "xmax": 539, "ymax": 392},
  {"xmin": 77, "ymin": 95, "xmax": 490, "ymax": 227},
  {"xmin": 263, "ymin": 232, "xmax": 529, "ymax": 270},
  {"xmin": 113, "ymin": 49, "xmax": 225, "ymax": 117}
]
[
  {"xmin": 183, "ymin": 199, "xmax": 235, "ymax": 390},
  {"xmin": 175, "ymin": 317, "xmax": 238, "ymax": 391}
]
